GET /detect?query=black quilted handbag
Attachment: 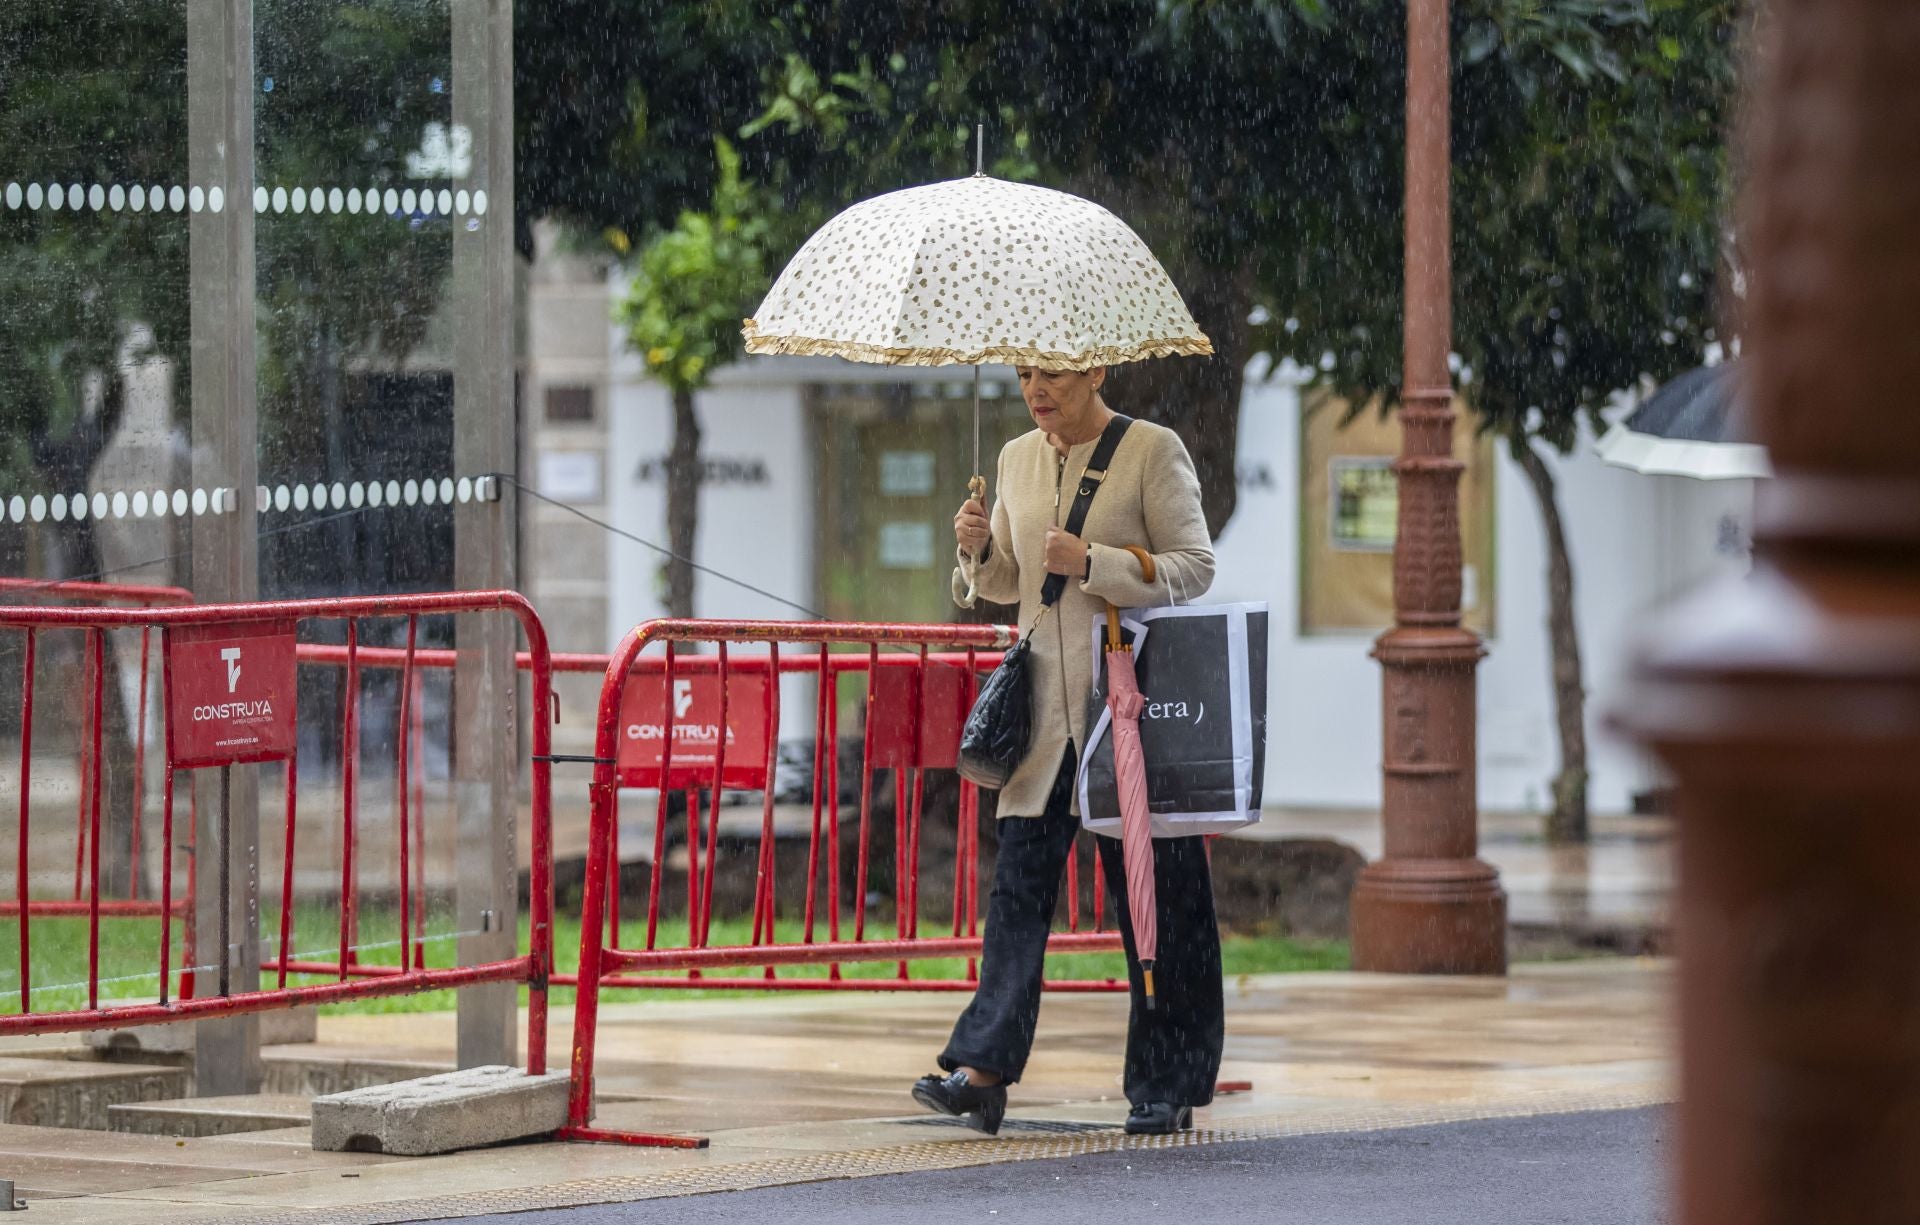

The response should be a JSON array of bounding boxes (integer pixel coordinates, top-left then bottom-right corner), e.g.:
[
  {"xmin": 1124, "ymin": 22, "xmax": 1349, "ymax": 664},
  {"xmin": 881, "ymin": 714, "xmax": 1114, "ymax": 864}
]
[
  {"xmin": 957, "ymin": 629, "xmax": 1036, "ymax": 789},
  {"xmin": 956, "ymin": 415, "xmax": 1132, "ymax": 791}
]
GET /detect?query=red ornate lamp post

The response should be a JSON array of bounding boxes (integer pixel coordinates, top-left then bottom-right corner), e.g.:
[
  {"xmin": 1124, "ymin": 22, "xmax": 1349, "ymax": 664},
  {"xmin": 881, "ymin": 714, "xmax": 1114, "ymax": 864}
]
[
  {"xmin": 1349, "ymin": 0, "xmax": 1508, "ymax": 974},
  {"xmin": 1625, "ymin": 3, "xmax": 1920, "ymax": 1219}
]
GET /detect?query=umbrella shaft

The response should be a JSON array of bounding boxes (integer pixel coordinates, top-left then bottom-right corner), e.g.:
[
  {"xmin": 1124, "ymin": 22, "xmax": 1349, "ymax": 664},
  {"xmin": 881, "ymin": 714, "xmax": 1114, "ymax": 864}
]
[{"xmin": 973, "ymin": 363, "xmax": 981, "ymax": 481}]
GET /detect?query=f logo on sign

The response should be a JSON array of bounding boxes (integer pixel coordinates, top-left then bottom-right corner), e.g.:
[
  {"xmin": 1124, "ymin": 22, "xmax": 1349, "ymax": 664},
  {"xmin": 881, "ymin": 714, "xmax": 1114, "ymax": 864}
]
[
  {"xmin": 221, "ymin": 647, "xmax": 243, "ymax": 695},
  {"xmin": 674, "ymin": 679, "xmax": 694, "ymax": 719}
]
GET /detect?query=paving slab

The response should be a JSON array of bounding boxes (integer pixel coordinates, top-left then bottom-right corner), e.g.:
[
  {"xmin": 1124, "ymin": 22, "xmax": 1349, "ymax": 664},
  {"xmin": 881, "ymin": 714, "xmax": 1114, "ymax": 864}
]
[{"xmin": 110, "ymin": 1094, "xmax": 312, "ymax": 1138}]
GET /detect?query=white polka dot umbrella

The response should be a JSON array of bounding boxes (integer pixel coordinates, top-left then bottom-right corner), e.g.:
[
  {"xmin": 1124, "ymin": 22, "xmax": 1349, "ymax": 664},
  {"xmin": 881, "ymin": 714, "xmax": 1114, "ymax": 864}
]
[
  {"xmin": 742, "ymin": 175, "xmax": 1212, "ymax": 371},
  {"xmin": 743, "ymin": 171, "xmax": 1212, "ymax": 505}
]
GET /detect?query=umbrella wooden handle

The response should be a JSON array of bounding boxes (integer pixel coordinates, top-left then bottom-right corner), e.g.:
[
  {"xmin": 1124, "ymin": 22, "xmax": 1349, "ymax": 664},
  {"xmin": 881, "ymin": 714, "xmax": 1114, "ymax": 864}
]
[
  {"xmin": 1105, "ymin": 603, "xmax": 1125, "ymax": 653},
  {"xmin": 1123, "ymin": 545, "xmax": 1156, "ymax": 583},
  {"xmin": 968, "ymin": 474, "xmax": 986, "ymax": 505}
]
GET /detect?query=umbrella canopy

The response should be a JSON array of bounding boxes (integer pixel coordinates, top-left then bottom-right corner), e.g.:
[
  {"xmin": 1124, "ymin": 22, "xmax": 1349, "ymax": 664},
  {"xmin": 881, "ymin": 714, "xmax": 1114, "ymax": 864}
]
[
  {"xmin": 1595, "ymin": 361, "xmax": 1772, "ymax": 480},
  {"xmin": 742, "ymin": 175, "xmax": 1212, "ymax": 371}
]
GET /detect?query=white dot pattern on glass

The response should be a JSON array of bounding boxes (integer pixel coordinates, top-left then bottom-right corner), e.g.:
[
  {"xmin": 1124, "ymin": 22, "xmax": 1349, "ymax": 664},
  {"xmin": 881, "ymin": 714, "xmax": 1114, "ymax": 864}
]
[{"xmin": 743, "ymin": 175, "xmax": 1211, "ymax": 371}]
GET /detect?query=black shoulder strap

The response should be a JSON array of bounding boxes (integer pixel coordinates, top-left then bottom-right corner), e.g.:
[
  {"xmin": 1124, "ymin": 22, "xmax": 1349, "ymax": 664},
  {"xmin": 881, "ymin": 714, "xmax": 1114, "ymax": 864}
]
[{"xmin": 1041, "ymin": 414, "xmax": 1134, "ymax": 607}]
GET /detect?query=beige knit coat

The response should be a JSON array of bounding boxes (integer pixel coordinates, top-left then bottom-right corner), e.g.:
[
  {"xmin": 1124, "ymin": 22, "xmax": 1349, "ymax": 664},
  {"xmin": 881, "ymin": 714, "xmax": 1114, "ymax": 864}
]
[{"xmin": 952, "ymin": 419, "xmax": 1215, "ymax": 817}]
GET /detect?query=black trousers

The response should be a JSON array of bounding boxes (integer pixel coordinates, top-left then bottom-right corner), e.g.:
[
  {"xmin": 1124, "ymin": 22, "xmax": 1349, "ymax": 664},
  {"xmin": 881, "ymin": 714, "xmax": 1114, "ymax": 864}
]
[{"xmin": 938, "ymin": 753, "xmax": 1225, "ymax": 1106}]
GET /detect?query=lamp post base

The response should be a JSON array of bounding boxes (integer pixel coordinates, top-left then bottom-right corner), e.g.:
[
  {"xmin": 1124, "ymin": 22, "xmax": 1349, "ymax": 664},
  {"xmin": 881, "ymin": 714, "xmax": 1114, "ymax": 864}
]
[{"xmin": 1350, "ymin": 859, "xmax": 1507, "ymax": 975}]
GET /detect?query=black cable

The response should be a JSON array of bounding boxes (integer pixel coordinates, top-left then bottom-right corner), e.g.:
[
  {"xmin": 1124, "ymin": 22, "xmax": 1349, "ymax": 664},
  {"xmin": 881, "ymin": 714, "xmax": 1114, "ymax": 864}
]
[{"xmin": 494, "ymin": 472, "xmax": 827, "ymax": 620}]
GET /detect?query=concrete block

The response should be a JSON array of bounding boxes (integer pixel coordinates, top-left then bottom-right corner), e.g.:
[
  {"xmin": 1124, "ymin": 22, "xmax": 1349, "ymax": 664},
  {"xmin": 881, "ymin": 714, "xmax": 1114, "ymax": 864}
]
[
  {"xmin": 0, "ymin": 1056, "xmax": 189, "ymax": 1130},
  {"xmin": 310, "ymin": 1065, "xmax": 569, "ymax": 1156},
  {"xmin": 109, "ymin": 1093, "xmax": 310, "ymax": 1137},
  {"xmin": 86, "ymin": 1006, "xmax": 318, "ymax": 1058}
]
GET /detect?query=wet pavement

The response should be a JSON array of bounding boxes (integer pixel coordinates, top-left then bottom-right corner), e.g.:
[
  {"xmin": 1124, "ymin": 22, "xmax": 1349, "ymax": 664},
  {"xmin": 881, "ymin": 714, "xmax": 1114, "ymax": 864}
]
[
  {"xmin": 482, "ymin": 1106, "xmax": 1670, "ymax": 1225},
  {"xmin": 0, "ymin": 957, "xmax": 1672, "ymax": 1223}
]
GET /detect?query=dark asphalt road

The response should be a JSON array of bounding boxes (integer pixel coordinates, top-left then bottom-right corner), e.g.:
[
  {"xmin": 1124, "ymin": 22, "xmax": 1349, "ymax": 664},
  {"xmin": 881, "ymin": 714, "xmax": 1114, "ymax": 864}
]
[{"xmin": 471, "ymin": 1106, "xmax": 1669, "ymax": 1225}]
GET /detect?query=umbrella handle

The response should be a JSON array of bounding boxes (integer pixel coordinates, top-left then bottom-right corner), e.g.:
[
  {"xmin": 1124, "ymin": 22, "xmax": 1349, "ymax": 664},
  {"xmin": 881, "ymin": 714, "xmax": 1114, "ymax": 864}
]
[
  {"xmin": 1100, "ymin": 550, "xmax": 1157, "ymax": 652},
  {"xmin": 959, "ymin": 475, "xmax": 990, "ymax": 605},
  {"xmin": 1122, "ymin": 545, "xmax": 1156, "ymax": 584}
]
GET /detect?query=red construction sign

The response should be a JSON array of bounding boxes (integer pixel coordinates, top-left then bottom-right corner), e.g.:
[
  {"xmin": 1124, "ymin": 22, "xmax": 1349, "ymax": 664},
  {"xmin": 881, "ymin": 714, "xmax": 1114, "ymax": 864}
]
[
  {"xmin": 166, "ymin": 621, "xmax": 299, "ymax": 769},
  {"xmin": 616, "ymin": 671, "xmax": 772, "ymax": 791},
  {"xmin": 868, "ymin": 663, "xmax": 973, "ymax": 770}
]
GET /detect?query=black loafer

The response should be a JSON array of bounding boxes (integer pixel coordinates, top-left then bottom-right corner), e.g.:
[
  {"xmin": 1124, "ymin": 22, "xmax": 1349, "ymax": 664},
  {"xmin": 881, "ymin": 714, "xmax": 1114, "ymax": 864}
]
[
  {"xmin": 912, "ymin": 1070, "xmax": 1008, "ymax": 1135},
  {"xmin": 1124, "ymin": 1101, "xmax": 1194, "ymax": 1135}
]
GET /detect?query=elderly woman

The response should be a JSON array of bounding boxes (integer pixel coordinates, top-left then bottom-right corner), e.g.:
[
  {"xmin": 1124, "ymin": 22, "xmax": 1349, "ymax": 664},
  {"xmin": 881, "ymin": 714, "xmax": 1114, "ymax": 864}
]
[{"xmin": 911, "ymin": 364, "xmax": 1222, "ymax": 1137}]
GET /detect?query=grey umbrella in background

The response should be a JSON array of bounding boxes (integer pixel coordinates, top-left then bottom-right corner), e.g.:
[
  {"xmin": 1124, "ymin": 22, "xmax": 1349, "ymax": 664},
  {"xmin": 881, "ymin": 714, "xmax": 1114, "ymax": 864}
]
[{"xmin": 1595, "ymin": 360, "xmax": 1772, "ymax": 480}]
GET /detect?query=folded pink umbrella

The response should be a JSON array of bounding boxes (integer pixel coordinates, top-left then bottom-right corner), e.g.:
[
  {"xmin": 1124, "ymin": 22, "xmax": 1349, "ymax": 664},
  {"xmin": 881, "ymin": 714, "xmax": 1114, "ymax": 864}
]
[{"xmin": 1103, "ymin": 583, "xmax": 1159, "ymax": 1008}]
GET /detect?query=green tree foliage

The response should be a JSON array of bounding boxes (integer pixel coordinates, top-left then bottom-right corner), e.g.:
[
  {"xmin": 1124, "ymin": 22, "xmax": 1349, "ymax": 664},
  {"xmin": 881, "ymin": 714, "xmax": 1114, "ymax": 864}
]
[{"xmin": 617, "ymin": 138, "xmax": 771, "ymax": 396}]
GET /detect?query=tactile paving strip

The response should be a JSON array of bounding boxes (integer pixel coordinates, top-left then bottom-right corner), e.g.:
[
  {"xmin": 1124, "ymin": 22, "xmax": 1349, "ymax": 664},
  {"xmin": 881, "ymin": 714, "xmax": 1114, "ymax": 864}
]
[
  {"xmin": 899, "ymin": 1116, "xmax": 1122, "ymax": 1135},
  {"xmin": 165, "ymin": 1085, "xmax": 1674, "ymax": 1225}
]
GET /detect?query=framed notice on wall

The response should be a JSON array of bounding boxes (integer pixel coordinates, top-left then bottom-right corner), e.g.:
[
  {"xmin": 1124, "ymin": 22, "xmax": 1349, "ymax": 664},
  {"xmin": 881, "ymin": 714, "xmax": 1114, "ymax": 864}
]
[
  {"xmin": 1328, "ymin": 457, "xmax": 1398, "ymax": 552},
  {"xmin": 1298, "ymin": 391, "xmax": 1497, "ymax": 637}
]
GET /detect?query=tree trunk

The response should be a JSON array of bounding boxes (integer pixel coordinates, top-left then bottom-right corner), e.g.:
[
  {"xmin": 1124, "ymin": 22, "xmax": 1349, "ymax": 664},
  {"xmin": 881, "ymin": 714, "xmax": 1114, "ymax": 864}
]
[
  {"xmin": 1511, "ymin": 435, "xmax": 1589, "ymax": 844},
  {"xmin": 665, "ymin": 385, "xmax": 702, "ymax": 619}
]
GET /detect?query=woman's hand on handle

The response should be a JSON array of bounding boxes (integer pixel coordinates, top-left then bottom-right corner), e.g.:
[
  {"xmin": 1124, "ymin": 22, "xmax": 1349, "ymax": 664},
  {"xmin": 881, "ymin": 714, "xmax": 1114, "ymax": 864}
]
[{"xmin": 954, "ymin": 499, "xmax": 991, "ymax": 556}]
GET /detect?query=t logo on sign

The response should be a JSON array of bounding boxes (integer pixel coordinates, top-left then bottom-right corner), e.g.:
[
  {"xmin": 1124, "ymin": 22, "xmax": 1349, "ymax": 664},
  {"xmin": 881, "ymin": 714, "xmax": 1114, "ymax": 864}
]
[
  {"xmin": 222, "ymin": 647, "xmax": 243, "ymax": 694},
  {"xmin": 674, "ymin": 679, "xmax": 694, "ymax": 719}
]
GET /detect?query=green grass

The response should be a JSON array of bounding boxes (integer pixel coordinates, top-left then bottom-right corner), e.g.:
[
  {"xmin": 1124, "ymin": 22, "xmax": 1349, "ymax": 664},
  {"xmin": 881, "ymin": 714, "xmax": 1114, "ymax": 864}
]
[{"xmin": 0, "ymin": 906, "xmax": 1347, "ymax": 1018}]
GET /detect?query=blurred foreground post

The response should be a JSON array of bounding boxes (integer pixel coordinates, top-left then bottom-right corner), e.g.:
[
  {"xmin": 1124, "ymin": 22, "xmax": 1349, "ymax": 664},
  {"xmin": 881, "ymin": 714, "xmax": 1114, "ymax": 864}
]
[
  {"xmin": 1349, "ymin": 0, "xmax": 1507, "ymax": 973},
  {"xmin": 1622, "ymin": 4, "xmax": 1920, "ymax": 1221}
]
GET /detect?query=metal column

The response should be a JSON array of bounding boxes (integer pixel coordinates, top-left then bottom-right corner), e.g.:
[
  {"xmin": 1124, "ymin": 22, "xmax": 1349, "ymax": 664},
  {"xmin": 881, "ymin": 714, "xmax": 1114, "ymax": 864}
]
[
  {"xmin": 1349, "ymin": 0, "xmax": 1507, "ymax": 974},
  {"xmin": 451, "ymin": 0, "xmax": 521, "ymax": 1069},
  {"xmin": 186, "ymin": 0, "xmax": 263, "ymax": 1094}
]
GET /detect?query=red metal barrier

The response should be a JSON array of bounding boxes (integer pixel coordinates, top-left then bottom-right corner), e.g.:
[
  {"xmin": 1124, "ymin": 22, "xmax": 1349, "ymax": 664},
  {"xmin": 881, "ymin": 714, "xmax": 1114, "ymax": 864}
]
[
  {"xmin": 0, "ymin": 580, "xmax": 200, "ymax": 995},
  {"xmin": 0, "ymin": 591, "xmax": 554, "ymax": 1077},
  {"xmin": 560, "ymin": 619, "xmax": 1127, "ymax": 1149}
]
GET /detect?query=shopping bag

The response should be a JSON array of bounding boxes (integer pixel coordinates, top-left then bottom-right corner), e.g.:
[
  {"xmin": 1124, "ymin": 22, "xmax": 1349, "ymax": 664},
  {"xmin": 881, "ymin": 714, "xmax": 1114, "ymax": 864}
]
[{"xmin": 1078, "ymin": 602, "xmax": 1268, "ymax": 837}]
